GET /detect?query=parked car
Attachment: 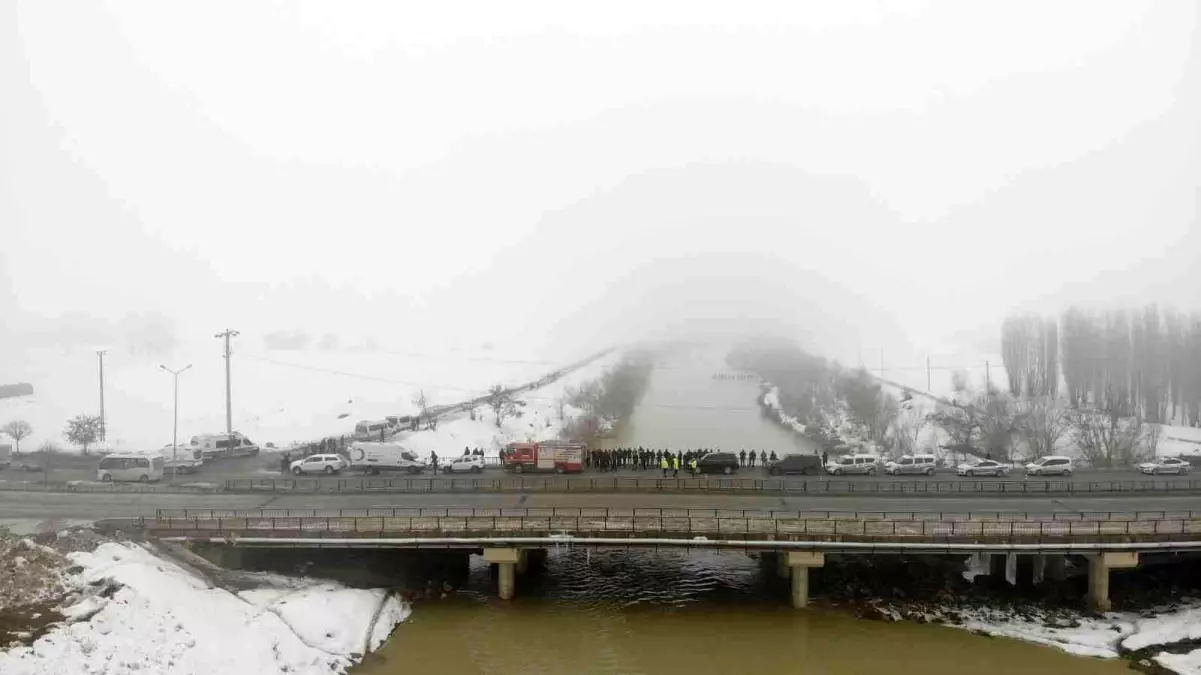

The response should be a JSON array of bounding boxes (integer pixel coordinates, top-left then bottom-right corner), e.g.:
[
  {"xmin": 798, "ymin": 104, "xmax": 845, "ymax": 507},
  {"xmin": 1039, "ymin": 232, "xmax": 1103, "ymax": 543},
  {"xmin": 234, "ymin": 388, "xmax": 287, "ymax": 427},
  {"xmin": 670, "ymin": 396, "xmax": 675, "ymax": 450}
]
[
  {"xmin": 290, "ymin": 453, "xmax": 348, "ymax": 475},
  {"xmin": 957, "ymin": 459, "xmax": 1010, "ymax": 477},
  {"xmin": 695, "ymin": 452, "xmax": 740, "ymax": 475},
  {"xmin": 825, "ymin": 454, "xmax": 881, "ymax": 476},
  {"xmin": 885, "ymin": 454, "xmax": 937, "ymax": 476},
  {"xmin": 1138, "ymin": 457, "xmax": 1191, "ymax": 475},
  {"xmin": 442, "ymin": 454, "xmax": 485, "ymax": 474},
  {"xmin": 767, "ymin": 454, "xmax": 823, "ymax": 476},
  {"xmin": 1024, "ymin": 455, "xmax": 1074, "ymax": 477}
]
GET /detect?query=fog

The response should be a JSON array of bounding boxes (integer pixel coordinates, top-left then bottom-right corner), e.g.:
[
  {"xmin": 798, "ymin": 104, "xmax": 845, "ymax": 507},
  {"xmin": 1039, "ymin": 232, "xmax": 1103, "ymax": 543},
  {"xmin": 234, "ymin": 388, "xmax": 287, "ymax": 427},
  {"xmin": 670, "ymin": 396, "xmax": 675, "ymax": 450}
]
[{"xmin": 3, "ymin": 0, "xmax": 1199, "ymax": 377}]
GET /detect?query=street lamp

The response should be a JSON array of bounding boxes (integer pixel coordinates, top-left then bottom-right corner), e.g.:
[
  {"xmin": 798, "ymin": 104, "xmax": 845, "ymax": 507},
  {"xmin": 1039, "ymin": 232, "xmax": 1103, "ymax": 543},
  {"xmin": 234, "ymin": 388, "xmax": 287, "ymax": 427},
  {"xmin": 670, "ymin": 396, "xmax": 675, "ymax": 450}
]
[{"xmin": 160, "ymin": 364, "xmax": 192, "ymax": 482}]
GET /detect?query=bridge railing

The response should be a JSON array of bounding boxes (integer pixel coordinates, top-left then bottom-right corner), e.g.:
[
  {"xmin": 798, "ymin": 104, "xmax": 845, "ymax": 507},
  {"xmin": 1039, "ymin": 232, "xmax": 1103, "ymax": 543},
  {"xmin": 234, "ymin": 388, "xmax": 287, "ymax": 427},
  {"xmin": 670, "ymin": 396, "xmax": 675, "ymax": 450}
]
[
  {"xmin": 221, "ymin": 476, "xmax": 1201, "ymax": 495},
  {"xmin": 153, "ymin": 506, "xmax": 1201, "ymax": 522},
  {"xmin": 139, "ymin": 514, "xmax": 1201, "ymax": 541}
]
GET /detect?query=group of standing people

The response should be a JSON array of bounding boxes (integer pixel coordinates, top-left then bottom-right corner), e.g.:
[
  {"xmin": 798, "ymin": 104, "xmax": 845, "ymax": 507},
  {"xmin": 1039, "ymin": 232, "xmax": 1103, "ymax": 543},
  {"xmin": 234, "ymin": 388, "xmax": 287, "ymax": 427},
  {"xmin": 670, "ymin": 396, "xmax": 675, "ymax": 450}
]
[
  {"xmin": 585, "ymin": 448, "xmax": 781, "ymax": 472},
  {"xmin": 738, "ymin": 450, "xmax": 777, "ymax": 467}
]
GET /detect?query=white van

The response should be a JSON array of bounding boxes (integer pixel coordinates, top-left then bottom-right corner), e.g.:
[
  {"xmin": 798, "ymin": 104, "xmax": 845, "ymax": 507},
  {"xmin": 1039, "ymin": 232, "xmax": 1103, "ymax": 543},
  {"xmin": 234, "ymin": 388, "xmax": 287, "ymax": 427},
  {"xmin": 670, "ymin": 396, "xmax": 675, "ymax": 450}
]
[
  {"xmin": 348, "ymin": 442, "xmax": 426, "ymax": 475},
  {"xmin": 98, "ymin": 454, "xmax": 165, "ymax": 483},
  {"xmin": 825, "ymin": 454, "xmax": 882, "ymax": 476},
  {"xmin": 190, "ymin": 432, "xmax": 259, "ymax": 459},
  {"xmin": 354, "ymin": 420, "xmax": 394, "ymax": 442},
  {"xmin": 161, "ymin": 444, "xmax": 204, "ymax": 473},
  {"xmin": 885, "ymin": 454, "xmax": 938, "ymax": 476}
]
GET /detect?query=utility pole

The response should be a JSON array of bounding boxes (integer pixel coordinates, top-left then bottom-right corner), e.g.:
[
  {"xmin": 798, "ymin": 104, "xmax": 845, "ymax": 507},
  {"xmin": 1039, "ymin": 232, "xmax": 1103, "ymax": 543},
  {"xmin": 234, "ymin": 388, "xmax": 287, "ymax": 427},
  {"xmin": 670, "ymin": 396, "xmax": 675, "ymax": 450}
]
[
  {"xmin": 926, "ymin": 355, "xmax": 932, "ymax": 393},
  {"xmin": 214, "ymin": 330, "xmax": 239, "ymax": 439},
  {"xmin": 160, "ymin": 364, "xmax": 192, "ymax": 483},
  {"xmin": 985, "ymin": 360, "xmax": 991, "ymax": 393},
  {"xmin": 96, "ymin": 349, "xmax": 108, "ymax": 442}
]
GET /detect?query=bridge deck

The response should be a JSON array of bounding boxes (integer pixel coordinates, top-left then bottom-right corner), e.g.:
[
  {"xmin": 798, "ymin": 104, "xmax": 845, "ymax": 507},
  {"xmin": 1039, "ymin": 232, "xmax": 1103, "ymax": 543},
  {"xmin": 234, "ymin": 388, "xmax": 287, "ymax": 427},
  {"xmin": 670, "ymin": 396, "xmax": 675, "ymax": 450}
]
[{"xmin": 141, "ymin": 514, "xmax": 1201, "ymax": 548}]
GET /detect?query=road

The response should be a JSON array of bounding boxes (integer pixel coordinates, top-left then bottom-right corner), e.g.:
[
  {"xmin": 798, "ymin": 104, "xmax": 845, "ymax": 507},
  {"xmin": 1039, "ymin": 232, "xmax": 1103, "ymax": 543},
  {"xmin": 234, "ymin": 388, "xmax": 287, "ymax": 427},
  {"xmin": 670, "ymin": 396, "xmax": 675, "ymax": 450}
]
[
  {"xmin": 10, "ymin": 454, "xmax": 1189, "ymax": 487},
  {"xmin": 3, "ymin": 488, "xmax": 1199, "ymax": 523}
]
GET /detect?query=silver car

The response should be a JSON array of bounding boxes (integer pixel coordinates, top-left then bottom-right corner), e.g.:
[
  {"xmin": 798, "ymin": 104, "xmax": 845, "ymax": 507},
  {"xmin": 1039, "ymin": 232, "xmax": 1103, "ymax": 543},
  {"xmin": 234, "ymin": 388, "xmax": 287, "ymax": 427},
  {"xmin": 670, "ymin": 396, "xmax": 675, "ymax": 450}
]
[{"xmin": 958, "ymin": 460, "xmax": 1010, "ymax": 477}]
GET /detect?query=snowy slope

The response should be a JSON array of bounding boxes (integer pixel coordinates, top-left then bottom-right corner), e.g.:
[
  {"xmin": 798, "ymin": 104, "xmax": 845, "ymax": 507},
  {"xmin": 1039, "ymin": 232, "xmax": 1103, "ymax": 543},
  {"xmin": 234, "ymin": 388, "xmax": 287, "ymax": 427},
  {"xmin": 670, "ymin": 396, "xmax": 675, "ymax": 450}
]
[
  {"xmin": 338, "ymin": 349, "xmax": 624, "ymax": 459},
  {"xmin": 0, "ymin": 542, "xmax": 410, "ymax": 675},
  {"xmin": 0, "ymin": 338, "xmax": 604, "ymax": 453}
]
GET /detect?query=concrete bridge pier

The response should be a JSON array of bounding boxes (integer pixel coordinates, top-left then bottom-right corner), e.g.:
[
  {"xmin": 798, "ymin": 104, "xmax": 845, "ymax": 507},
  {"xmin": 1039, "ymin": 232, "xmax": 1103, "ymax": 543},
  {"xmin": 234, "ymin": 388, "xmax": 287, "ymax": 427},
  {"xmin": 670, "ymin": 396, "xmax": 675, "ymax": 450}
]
[
  {"xmin": 483, "ymin": 547, "xmax": 545, "ymax": 600},
  {"xmin": 787, "ymin": 551, "xmax": 825, "ymax": 609},
  {"xmin": 1088, "ymin": 552, "xmax": 1138, "ymax": 612}
]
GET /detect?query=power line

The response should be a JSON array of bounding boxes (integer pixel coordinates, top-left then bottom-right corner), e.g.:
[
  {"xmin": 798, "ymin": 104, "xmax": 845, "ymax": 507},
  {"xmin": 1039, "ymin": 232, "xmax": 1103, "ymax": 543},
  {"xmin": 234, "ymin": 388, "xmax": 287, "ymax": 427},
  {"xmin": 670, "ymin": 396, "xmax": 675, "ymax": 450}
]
[{"xmin": 240, "ymin": 353, "xmax": 765, "ymax": 412}]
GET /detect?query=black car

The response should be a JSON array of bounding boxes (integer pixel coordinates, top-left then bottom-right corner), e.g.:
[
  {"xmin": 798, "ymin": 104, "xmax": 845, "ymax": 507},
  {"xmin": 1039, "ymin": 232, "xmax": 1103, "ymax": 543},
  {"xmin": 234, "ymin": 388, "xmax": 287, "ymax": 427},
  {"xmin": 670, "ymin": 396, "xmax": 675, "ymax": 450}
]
[
  {"xmin": 767, "ymin": 454, "xmax": 822, "ymax": 476},
  {"xmin": 695, "ymin": 452, "xmax": 740, "ymax": 475}
]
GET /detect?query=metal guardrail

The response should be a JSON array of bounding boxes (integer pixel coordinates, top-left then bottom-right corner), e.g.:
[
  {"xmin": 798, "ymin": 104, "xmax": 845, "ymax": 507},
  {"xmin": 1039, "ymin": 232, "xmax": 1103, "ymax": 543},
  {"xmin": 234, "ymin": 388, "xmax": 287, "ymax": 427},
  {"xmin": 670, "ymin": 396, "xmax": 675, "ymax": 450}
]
[
  {"xmin": 140, "ymin": 514, "xmax": 1201, "ymax": 540},
  {"xmin": 221, "ymin": 476, "xmax": 1201, "ymax": 495},
  {"xmin": 4, "ymin": 476, "xmax": 1199, "ymax": 496},
  {"xmin": 154, "ymin": 506, "xmax": 1201, "ymax": 522}
]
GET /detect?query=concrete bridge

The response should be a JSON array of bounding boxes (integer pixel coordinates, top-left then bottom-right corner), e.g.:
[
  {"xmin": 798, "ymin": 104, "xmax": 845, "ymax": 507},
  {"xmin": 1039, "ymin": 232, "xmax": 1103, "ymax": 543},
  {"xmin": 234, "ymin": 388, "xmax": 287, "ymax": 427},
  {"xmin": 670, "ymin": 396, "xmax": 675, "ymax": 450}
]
[{"xmin": 132, "ymin": 506, "xmax": 1201, "ymax": 611}]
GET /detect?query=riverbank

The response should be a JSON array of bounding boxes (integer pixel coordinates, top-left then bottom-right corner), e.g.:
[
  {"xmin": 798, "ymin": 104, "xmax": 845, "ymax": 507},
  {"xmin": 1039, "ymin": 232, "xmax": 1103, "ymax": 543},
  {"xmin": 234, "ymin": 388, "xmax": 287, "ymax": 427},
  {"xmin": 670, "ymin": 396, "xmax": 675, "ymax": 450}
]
[
  {"xmin": 810, "ymin": 554, "xmax": 1201, "ymax": 674},
  {"xmin": 0, "ymin": 527, "xmax": 409, "ymax": 674}
]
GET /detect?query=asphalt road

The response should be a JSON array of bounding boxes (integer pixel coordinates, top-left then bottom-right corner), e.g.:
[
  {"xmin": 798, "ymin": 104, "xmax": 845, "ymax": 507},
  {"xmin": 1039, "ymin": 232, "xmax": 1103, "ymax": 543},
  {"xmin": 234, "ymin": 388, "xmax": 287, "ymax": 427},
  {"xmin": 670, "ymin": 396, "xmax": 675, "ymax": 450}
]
[
  {"xmin": 3, "ymin": 489, "xmax": 1200, "ymax": 522},
  {"xmin": 10, "ymin": 454, "xmax": 1189, "ymax": 487}
]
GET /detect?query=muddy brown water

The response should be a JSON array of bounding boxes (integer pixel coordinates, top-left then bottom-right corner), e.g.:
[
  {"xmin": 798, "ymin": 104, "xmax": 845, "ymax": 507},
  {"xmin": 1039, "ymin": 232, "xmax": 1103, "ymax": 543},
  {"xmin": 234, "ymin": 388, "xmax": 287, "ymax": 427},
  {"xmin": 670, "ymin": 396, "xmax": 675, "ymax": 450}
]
[
  {"xmin": 356, "ymin": 549, "xmax": 1130, "ymax": 675},
  {"xmin": 357, "ymin": 346, "xmax": 1132, "ymax": 675}
]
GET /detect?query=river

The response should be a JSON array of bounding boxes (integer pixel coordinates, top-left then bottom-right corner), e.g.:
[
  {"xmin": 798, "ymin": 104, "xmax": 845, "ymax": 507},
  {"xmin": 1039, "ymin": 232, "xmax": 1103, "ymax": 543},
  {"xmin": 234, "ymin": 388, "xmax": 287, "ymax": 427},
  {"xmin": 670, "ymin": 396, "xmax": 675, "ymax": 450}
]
[{"xmin": 357, "ymin": 346, "xmax": 1130, "ymax": 675}]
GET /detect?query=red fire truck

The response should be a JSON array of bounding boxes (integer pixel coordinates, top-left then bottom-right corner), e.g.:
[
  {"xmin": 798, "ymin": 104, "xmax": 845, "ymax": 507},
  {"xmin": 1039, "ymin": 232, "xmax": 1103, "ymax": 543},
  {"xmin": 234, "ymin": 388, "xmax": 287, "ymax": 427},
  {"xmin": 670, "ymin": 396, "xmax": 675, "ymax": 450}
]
[{"xmin": 502, "ymin": 441, "xmax": 586, "ymax": 474}]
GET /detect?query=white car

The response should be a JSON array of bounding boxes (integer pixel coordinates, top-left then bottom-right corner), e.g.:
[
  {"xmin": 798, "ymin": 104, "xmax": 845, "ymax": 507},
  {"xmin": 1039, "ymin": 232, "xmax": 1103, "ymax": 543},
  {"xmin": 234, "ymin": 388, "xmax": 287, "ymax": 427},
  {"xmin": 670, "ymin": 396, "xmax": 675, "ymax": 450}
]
[
  {"xmin": 442, "ymin": 454, "xmax": 485, "ymax": 474},
  {"xmin": 1138, "ymin": 457, "xmax": 1191, "ymax": 475},
  {"xmin": 290, "ymin": 454, "xmax": 347, "ymax": 475},
  {"xmin": 1024, "ymin": 456, "xmax": 1074, "ymax": 477},
  {"xmin": 957, "ymin": 460, "xmax": 1010, "ymax": 477}
]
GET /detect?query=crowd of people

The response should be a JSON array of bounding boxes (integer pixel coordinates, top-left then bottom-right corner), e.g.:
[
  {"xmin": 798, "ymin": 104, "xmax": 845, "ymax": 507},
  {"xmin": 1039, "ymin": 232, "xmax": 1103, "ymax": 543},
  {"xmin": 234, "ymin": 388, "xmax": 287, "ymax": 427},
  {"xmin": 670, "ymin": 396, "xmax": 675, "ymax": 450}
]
[{"xmin": 585, "ymin": 447, "xmax": 782, "ymax": 471}]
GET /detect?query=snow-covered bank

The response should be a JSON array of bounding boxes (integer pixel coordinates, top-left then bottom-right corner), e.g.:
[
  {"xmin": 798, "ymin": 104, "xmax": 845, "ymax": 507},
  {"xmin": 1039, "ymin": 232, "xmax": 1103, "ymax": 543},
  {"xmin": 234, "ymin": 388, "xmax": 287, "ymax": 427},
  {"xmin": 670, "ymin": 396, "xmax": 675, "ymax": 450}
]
[
  {"xmin": 954, "ymin": 603, "xmax": 1201, "ymax": 673},
  {"xmin": 0, "ymin": 542, "xmax": 410, "ymax": 675},
  {"xmin": 374, "ymin": 348, "xmax": 626, "ymax": 459}
]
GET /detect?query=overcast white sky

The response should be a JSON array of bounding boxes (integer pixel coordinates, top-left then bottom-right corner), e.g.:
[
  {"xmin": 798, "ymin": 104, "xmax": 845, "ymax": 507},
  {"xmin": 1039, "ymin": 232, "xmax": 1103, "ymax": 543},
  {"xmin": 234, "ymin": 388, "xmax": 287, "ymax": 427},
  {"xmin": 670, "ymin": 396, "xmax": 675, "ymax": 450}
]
[{"xmin": 3, "ymin": 0, "xmax": 1199, "ymax": 366}]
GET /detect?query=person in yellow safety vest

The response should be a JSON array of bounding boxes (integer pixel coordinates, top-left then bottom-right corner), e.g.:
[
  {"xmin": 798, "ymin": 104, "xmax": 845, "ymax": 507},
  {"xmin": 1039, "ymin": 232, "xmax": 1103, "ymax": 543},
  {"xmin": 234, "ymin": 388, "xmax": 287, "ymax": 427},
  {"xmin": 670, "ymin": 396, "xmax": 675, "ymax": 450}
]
[
  {"xmin": 672, "ymin": 455, "xmax": 680, "ymax": 477},
  {"xmin": 661, "ymin": 455, "xmax": 670, "ymax": 478},
  {"xmin": 689, "ymin": 458, "xmax": 699, "ymax": 476}
]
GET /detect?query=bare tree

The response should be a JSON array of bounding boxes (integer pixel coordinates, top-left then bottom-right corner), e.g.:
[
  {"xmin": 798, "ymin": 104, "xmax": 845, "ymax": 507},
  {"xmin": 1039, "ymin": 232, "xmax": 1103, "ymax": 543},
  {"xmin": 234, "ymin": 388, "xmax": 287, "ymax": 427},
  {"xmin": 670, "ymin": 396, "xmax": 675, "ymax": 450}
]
[
  {"xmin": 893, "ymin": 407, "xmax": 928, "ymax": 456},
  {"xmin": 1014, "ymin": 398, "xmax": 1070, "ymax": 460},
  {"xmin": 1, "ymin": 420, "xmax": 33, "ymax": 454},
  {"xmin": 1070, "ymin": 408, "xmax": 1143, "ymax": 468},
  {"xmin": 64, "ymin": 414, "xmax": 103, "ymax": 455},
  {"xmin": 977, "ymin": 389, "xmax": 1019, "ymax": 461},
  {"xmin": 486, "ymin": 385, "xmax": 518, "ymax": 428},
  {"xmin": 412, "ymin": 389, "xmax": 431, "ymax": 427},
  {"xmin": 929, "ymin": 400, "xmax": 983, "ymax": 460},
  {"xmin": 1142, "ymin": 422, "xmax": 1162, "ymax": 460}
]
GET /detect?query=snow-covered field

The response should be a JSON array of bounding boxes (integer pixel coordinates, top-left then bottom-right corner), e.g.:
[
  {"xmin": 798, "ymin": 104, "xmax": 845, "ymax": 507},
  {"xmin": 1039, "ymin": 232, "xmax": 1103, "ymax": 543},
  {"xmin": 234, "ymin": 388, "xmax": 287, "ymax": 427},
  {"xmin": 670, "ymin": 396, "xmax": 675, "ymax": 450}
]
[
  {"xmin": 0, "ymin": 541, "xmax": 410, "ymax": 675},
  {"xmin": 955, "ymin": 602, "xmax": 1201, "ymax": 673},
  {"xmin": 0, "ymin": 339, "xmax": 606, "ymax": 453}
]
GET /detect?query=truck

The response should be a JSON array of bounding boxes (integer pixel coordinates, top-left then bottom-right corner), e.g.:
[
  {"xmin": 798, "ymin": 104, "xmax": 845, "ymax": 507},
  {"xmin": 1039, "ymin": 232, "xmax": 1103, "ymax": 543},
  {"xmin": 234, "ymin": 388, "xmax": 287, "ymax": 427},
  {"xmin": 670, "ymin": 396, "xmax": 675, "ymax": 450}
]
[
  {"xmin": 502, "ymin": 441, "xmax": 585, "ymax": 474},
  {"xmin": 348, "ymin": 442, "xmax": 427, "ymax": 475}
]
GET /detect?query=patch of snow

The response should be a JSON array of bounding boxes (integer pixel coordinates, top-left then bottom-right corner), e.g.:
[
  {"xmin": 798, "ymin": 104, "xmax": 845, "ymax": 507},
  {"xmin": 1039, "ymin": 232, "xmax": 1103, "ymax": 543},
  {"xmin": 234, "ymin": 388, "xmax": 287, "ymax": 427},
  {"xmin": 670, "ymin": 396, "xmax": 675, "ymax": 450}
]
[
  {"xmin": 0, "ymin": 542, "xmax": 410, "ymax": 675},
  {"xmin": 1121, "ymin": 606, "xmax": 1201, "ymax": 652},
  {"xmin": 951, "ymin": 601, "xmax": 1201, "ymax": 673},
  {"xmin": 1157, "ymin": 648, "xmax": 1201, "ymax": 675},
  {"xmin": 956, "ymin": 609, "xmax": 1132, "ymax": 658}
]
